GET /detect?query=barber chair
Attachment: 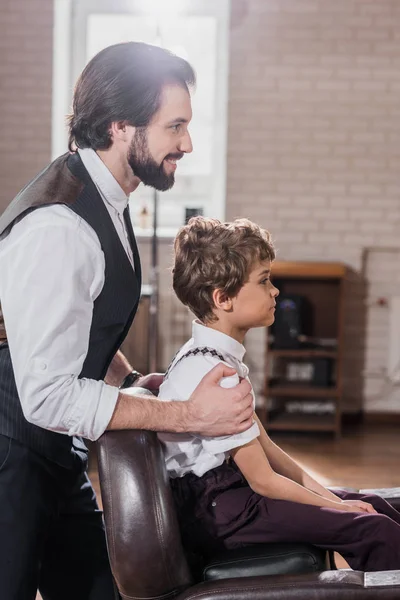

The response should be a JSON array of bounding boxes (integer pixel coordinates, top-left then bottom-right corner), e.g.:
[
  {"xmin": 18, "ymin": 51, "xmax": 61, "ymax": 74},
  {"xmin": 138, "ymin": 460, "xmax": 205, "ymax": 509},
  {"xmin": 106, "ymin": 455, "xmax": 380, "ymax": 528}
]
[{"xmin": 97, "ymin": 389, "xmax": 400, "ymax": 600}]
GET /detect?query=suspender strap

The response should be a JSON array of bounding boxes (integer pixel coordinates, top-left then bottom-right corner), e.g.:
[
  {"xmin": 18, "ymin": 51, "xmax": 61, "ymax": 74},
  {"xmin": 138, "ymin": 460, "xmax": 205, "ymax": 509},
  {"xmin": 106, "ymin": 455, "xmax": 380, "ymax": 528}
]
[{"xmin": 164, "ymin": 346, "xmax": 226, "ymax": 380}]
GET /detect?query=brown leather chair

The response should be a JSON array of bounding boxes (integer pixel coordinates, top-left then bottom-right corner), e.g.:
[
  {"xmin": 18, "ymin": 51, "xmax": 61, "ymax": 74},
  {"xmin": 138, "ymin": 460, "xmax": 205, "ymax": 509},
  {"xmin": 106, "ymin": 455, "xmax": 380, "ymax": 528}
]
[{"xmin": 97, "ymin": 390, "xmax": 400, "ymax": 600}]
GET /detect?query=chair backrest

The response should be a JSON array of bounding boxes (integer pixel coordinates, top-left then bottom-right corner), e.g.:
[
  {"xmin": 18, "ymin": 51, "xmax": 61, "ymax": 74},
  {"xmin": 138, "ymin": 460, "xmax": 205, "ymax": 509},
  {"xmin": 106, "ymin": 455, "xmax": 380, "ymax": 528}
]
[{"xmin": 96, "ymin": 392, "xmax": 193, "ymax": 600}]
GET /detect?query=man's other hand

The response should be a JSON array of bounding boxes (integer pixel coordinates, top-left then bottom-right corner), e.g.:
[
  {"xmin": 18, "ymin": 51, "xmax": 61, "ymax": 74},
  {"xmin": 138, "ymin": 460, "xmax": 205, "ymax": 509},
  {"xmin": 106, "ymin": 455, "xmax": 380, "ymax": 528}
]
[{"xmin": 135, "ymin": 373, "xmax": 164, "ymax": 394}]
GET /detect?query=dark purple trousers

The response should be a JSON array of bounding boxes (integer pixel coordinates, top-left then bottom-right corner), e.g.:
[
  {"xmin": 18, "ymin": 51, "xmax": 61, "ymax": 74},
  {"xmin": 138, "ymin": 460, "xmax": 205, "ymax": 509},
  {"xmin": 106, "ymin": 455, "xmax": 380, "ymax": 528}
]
[{"xmin": 171, "ymin": 462, "xmax": 400, "ymax": 572}]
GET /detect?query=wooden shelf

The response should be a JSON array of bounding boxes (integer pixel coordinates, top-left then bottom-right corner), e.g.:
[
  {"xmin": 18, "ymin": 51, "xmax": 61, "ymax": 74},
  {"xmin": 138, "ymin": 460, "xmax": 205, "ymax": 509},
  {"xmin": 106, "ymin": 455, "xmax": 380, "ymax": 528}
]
[
  {"xmin": 272, "ymin": 261, "xmax": 347, "ymax": 280},
  {"xmin": 266, "ymin": 412, "xmax": 336, "ymax": 432},
  {"xmin": 262, "ymin": 260, "xmax": 346, "ymax": 436},
  {"xmin": 268, "ymin": 349, "xmax": 337, "ymax": 359},
  {"xmin": 266, "ymin": 385, "xmax": 338, "ymax": 398}
]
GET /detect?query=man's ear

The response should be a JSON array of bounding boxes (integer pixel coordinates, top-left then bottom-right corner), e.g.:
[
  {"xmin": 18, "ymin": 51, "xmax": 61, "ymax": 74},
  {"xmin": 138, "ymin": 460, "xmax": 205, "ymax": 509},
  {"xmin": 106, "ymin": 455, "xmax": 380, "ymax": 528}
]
[
  {"xmin": 212, "ymin": 288, "xmax": 233, "ymax": 312},
  {"xmin": 109, "ymin": 121, "xmax": 133, "ymax": 143}
]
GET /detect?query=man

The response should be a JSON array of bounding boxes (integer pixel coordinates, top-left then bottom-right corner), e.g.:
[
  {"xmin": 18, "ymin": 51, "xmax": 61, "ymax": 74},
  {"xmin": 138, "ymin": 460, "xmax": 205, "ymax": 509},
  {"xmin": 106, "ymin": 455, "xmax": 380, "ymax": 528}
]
[{"xmin": 0, "ymin": 42, "xmax": 253, "ymax": 600}]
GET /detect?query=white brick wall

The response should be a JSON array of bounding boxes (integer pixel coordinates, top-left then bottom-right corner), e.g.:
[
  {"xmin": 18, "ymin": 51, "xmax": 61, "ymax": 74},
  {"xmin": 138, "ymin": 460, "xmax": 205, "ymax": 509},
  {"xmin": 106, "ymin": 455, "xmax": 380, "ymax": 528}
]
[
  {"xmin": 227, "ymin": 0, "xmax": 400, "ymax": 412},
  {"xmin": 0, "ymin": 0, "xmax": 53, "ymax": 213}
]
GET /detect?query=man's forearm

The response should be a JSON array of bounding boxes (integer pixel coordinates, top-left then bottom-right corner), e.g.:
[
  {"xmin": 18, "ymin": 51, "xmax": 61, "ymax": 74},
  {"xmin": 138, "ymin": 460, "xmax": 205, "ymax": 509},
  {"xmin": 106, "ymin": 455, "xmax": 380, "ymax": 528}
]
[
  {"xmin": 107, "ymin": 391, "xmax": 192, "ymax": 433},
  {"xmin": 105, "ymin": 364, "xmax": 255, "ymax": 438}
]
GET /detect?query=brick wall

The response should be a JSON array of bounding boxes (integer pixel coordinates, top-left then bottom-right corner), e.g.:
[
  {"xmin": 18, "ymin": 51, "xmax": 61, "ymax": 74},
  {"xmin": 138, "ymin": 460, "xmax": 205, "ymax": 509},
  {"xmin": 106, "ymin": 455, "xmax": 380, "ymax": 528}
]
[
  {"xmin": 227, "ymin": 0, "xmax": 400, "ymax": 411},
  {"xmin": 228, "ymin": 0, "xmax": 400, "ymax": 264},
  {"xmin": 2, "ymin": 0, "xmax": 400, "ymax": 412},
  {"xmin": 0, "ymin": 0, "xmax": 53, "ymax": 214}
]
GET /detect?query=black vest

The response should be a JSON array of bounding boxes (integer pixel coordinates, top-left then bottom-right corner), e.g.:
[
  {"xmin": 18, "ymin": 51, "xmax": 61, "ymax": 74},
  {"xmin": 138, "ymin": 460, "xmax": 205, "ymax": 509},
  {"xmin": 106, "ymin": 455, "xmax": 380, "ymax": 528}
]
[{"xmin": 0, "ymin": 152, "xmax": 141, "ymax": 467}]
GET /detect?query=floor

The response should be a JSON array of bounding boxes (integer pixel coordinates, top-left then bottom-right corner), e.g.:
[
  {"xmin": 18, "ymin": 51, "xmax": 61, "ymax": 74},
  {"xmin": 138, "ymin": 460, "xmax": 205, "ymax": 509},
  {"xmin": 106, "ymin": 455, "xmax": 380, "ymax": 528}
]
[
  {"xmin": 36, "ymin": 422, "xmax": 400, "ymax": 598},
  {"xmin": 267, "ymin": 422, "xmax": 400, "ymax": 490}
]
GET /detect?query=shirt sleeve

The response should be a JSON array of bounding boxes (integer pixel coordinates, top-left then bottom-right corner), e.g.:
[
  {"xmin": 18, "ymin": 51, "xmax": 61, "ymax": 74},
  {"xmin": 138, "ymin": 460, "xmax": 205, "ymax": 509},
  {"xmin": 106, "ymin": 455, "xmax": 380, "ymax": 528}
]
[
  {"xmin": 0, "ymin": 206, "xmax": 119, "ymax": 441},
  {"xmin": 201, "ymin": 372, "xmax": 260, "ymax": 454},
  {"xmin": 158, "ymin": 353, "xmax": 260, "ymax": 453}
]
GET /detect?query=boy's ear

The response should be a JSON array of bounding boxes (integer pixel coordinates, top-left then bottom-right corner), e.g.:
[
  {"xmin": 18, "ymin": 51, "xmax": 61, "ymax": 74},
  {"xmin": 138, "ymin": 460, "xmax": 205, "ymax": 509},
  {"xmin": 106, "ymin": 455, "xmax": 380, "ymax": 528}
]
[{"xmin": 212, "ymin": 288, "xmax": 233, "ymax": 312}]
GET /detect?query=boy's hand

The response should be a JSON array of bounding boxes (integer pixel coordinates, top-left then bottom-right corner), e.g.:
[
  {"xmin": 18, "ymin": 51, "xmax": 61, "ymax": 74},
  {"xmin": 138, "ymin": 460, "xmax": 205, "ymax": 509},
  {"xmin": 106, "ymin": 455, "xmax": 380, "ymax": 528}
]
[
  {"xmin": 135, "ymin": 373, "xmax": 164, "ymax": 394},
  {"xmin": 186, "ymin": 363, "xmax": 254, "ymax": 436},
  {"xmin": 340, "ymin": 500, "xmax": 377, "ymax": 514}
]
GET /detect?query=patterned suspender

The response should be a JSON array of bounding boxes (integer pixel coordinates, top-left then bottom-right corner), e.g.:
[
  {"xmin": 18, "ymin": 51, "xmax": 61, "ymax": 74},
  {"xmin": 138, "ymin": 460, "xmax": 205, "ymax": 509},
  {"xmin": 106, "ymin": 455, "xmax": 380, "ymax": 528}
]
[{"xmin": 164, "ymin": 346, "xmax": 226, "ymax": 381}]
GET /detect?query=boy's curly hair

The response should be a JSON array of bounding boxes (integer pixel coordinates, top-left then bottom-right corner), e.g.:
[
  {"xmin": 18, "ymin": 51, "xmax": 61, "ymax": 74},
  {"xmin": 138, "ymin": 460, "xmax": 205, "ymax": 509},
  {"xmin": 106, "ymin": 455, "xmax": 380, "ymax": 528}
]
[{"xmin": 173, "ymin": 217, "xmax": 275, "ymax": 322}]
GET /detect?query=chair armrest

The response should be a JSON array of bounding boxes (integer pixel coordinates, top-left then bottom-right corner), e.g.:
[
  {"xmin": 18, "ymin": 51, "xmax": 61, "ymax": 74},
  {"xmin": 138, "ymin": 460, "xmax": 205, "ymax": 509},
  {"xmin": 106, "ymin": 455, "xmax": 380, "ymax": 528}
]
[
  {"xmin": 359, "ymin": 488, "xmax": 400, "ymax": 512},
  {"xmin": 176, "ymin": 570, "xmax": 400, "ymax": 600}
]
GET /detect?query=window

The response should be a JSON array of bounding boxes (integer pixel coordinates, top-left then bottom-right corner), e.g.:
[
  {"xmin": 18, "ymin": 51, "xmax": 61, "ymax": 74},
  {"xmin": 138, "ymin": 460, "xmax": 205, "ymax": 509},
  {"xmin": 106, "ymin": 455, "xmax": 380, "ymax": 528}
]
[{"xmin": 53, "ymin": 0, "xmax": 230, "ymax": 236}]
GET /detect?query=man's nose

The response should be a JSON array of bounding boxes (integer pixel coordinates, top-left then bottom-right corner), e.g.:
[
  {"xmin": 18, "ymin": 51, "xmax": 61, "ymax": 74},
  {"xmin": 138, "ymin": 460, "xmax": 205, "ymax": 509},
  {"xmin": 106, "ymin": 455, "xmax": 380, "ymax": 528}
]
[{"xmin": 179, "ymin": 130, "xmax": 193, "ymax": 154}]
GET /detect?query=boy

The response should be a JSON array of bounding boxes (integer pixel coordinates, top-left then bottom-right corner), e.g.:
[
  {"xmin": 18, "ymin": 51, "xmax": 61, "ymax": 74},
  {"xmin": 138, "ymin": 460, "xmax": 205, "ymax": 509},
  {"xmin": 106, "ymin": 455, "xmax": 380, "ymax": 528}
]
[{"xmin": 158, "ymin": 216, "xmax": 400, "ymax": 572}]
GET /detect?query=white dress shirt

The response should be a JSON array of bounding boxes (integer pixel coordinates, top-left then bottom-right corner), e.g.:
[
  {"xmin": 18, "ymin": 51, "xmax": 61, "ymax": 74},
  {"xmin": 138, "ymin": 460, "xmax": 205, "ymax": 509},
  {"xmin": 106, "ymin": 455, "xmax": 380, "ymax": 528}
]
[
  {"xmin": 158, "ymin": 320, "xmax": 260, "ymax": 478},
  {"xmin": 79, "ymin": 148, "xmax": 134, "ymax": 268},
  {"xmin": 0, "ymin": 148, "xmax": 134, "ymax": 441}
]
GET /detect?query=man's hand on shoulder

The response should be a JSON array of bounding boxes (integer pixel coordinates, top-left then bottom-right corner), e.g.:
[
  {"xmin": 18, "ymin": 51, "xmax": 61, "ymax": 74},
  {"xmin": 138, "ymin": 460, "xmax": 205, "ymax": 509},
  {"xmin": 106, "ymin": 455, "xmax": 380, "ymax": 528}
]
[{"xmin": 186, "ymin": 363, "xmax": 253, "ymax": 436}]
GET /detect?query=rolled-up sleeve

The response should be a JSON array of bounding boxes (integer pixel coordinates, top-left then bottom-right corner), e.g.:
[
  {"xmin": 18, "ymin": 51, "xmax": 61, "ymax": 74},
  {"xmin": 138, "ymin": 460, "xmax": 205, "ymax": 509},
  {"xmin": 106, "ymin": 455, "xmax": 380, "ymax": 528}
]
[{"xmin": 0, "ymin": 207, "xmax": 119, "ymax": 441}]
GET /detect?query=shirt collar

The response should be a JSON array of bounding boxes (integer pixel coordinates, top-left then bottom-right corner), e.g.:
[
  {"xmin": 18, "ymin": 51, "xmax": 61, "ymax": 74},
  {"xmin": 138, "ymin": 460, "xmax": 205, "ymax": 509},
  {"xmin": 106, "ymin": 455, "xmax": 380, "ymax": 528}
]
[
  {"xmin": 192, "ymin": 320, "xmax": 246, "ymax": 362},
  {"xmin": 78, "ymin": 148, "xmax": 129, "ymax": 216}
]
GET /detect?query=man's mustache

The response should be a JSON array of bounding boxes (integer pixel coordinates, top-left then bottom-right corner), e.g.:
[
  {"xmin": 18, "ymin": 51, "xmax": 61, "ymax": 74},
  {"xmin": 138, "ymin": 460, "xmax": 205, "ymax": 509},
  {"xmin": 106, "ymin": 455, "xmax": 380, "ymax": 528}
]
[{"xmin": 164, "ymin": 153, "xmax": 184, "ymax": 161}]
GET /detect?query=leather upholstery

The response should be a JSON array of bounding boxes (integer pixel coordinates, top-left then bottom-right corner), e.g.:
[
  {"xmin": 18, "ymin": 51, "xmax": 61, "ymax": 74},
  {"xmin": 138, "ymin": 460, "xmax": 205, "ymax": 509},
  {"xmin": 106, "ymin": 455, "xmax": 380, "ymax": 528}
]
[
  {"xmin": 177, "ymin": 570, "xmax": 400, "ymax": 600},
  {"xmin": 96, "ymin": 387, "xmax": 400, "ymax": 599},
  {"xmin": 203, "ymin": 543, "xmax": 329, "ymax": 581},
  {"xmin": 97, "ymin": 397, "xmax": 192, "ymax": 599}
]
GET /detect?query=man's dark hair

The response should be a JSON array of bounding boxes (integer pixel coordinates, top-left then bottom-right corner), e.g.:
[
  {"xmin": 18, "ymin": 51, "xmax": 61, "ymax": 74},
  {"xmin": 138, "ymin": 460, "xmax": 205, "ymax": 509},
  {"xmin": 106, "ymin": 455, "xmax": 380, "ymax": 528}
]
[{"xmin": 68, "ymin": 42, "xmax": 196, "ymax": 151}]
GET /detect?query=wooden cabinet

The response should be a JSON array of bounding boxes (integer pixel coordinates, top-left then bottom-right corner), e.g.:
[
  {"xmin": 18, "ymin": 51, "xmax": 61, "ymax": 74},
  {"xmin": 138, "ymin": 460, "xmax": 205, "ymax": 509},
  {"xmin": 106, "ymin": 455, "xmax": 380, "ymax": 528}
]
[{"xmin": 259, "ymin": 261, "xmax": 347, "ymax": 438}]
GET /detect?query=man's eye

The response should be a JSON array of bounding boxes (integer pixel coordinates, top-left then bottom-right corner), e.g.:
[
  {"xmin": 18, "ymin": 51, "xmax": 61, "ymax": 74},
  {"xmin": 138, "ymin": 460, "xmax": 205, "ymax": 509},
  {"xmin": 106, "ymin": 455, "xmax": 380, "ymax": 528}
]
[{"xmin": 171, "ymin": 124, "xmax": 181, "ymax": 132}]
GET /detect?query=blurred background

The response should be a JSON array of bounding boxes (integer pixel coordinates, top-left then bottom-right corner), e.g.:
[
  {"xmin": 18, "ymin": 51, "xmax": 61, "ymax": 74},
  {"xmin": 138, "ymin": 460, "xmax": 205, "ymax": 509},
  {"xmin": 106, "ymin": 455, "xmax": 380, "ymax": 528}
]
[{"xmin": 2, "ymin": 0, "xmax": 400, "ymax": 500}]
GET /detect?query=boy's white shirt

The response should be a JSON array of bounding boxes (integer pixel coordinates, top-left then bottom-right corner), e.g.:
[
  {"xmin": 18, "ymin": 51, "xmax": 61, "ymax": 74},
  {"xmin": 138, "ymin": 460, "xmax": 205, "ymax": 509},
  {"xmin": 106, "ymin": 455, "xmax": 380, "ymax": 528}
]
[{"xmin": 158, "ymin": 320, "xmax": 260, "ymax": 478}]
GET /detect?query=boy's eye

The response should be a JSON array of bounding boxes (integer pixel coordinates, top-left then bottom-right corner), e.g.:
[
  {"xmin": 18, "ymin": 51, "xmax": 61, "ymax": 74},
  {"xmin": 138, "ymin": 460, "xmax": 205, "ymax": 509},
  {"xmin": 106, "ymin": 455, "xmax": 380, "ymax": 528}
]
[
  {"xmin": 260, "ymin": 278, "xmax": 269, "ymax": 285},
  {"xmin": 171, "ymin": 124, "xmax": 181, "ymax": 132}
]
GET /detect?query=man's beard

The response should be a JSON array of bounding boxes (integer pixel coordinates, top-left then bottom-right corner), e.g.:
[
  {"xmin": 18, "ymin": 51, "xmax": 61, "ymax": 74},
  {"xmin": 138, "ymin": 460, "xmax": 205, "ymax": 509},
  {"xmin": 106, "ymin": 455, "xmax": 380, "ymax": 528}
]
[{"xmin": 127, "ymin": 127, "xmax": 182, "ymax": 192}]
